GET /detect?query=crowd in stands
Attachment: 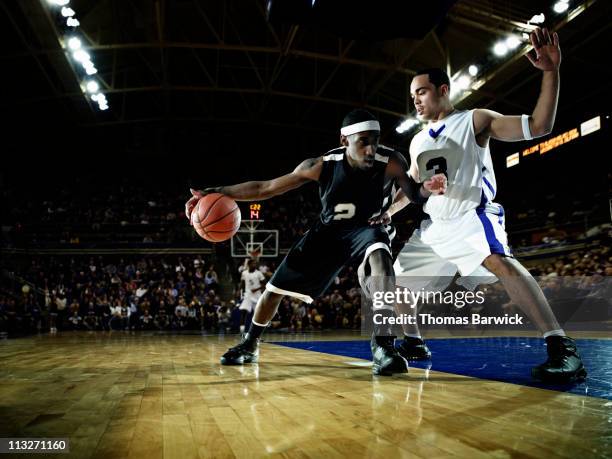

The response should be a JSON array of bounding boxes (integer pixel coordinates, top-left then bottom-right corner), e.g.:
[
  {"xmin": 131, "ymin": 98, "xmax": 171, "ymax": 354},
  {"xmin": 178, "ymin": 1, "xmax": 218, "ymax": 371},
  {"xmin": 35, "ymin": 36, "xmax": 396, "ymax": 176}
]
[
  {"xmin": 1, "ymin": 175, "xmax": 610, "ymax": 337},
  {"xmin": 2, "ymin": 179, "xmax": 608, "ymax": 249},
  {"xmin": 0, "ymin": 182, "xmax": 323, "ymax": 246},
  {"xmin": 1, "ymin": 233, "xmax": 610, "ymax": 338}
]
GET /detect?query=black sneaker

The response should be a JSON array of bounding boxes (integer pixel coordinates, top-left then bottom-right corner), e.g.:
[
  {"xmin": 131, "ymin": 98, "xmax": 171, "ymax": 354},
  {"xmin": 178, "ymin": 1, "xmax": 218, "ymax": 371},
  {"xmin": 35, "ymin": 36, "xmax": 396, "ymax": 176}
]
[
  {"xmin": 220, "ymin": 334, "xmax": 259, "ymax": 365},
  {"xmin": 371, "ymin": 336, "xmax": 408, "ymax": 376},
  {"xmin": 396, "ymin": 336, "xmax": 432, "ymax": 361},
  {"xmin": 531, "ymin": 336, "xmax": 587, "ymax": 382}
]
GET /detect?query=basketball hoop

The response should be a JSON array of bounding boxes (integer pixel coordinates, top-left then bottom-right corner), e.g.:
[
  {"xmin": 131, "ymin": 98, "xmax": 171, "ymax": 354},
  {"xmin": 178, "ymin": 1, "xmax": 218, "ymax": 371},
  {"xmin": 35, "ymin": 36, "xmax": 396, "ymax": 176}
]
[{"xmin": 248, "ymin": 245, "xmax": 261, "ymax": 262}]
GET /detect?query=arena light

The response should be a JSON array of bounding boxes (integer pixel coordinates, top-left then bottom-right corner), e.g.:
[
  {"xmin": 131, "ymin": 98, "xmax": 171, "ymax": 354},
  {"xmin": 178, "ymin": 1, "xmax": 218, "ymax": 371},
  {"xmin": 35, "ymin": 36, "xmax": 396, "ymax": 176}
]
[
  {"xmin": 67, "ymin": 37, "xmax": 81, "ymax": 50},
  {"xmin": 456, "ymin": 75, "xmax": 471, "ymax": 91},
  {"xmin": 61, "ymin": 7, "xmax": 75, "ymax": 17},
  {"xmin": 395, "ymin": 117, "xmax": 421, "ymax": 134},
  {"xmin": 86, "ymin": 80, "xmax": 99, "ymax": 93},
  {"xmin": 529, "ymin": 13, "xmax": 546, "ymax": 24},
  {"xmin": 505, "ymin": 36, "xmax": 521, "ymax": 50},
  {"xmin": 468, "ymin": 65, "xmax": 479, "ymax": 77},
  {"xmin": 553, "ymin": 1, "xmax": 569, "ymax": 14},
  {"xmin": 493, "ymin": 42, "xmax": 508, "ymax": 57},
  {"xmin": 44, "ymin": 0, "xmax": 110, "ymax": 112},
  {"xmin": 72, "ymin": 49, "xmax": 90, "ymax": 63}
]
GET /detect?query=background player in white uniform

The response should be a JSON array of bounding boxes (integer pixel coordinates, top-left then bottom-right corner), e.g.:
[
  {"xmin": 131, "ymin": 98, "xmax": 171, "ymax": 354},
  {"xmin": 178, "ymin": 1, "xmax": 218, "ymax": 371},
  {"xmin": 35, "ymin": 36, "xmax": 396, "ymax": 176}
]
[
  {"xmin": 238, "ymin": 260, "xmax": 266, "ymax": 333},
  {"xmin": 384, "ymin": 27, "xmax": 585, "ymax": 382}
]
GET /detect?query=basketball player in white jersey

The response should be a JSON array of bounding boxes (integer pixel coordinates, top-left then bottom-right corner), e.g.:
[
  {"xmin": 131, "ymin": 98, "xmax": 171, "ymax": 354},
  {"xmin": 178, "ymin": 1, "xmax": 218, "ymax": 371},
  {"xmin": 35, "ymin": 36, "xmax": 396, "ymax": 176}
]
[
  {"xmin": 238, "ymin": 259, "xmax": 266, "ymax": 333},
  {"xmin": 384, "ymin": 27, "xmax": 586, "ymax": 382}
]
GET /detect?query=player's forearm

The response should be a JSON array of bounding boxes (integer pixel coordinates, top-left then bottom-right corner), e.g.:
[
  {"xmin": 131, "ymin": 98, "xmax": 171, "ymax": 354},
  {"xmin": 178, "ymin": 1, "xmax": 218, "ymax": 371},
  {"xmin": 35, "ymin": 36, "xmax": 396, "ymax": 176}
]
[
  {"xmin": 531, "ymin": 70, "xmax": 559, "ymax": 137},
  {"xmin": 211, "ymin": 182, "xmax": 274, "ymax": 201},
  {"xmin": 387, "ymin": 195, "xmax": 410, "ymax": 216}
]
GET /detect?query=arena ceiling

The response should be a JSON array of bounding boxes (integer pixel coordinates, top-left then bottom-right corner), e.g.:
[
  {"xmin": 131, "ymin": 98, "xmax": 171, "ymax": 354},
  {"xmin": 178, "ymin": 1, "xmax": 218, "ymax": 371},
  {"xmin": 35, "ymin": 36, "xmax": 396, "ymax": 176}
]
[{"xmin": 1, "ymin": 0, "xmax": 611, "ymax": 151}]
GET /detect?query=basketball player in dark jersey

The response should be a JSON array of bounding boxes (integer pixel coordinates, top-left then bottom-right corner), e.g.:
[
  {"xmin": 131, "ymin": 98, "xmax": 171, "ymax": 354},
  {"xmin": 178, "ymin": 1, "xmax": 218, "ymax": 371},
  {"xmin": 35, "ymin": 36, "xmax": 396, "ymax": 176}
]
[{"xmin": 186, "ymin": 109, "xmax": 447, "ymax": 375}]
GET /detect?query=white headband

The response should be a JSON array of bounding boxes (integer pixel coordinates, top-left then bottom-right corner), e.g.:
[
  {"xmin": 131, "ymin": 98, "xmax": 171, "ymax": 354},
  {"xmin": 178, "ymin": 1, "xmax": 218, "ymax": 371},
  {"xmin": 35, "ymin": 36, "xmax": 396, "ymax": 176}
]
[{"xmin": 340, "ymin": 120, "xmax": 380, "ymax": 136}]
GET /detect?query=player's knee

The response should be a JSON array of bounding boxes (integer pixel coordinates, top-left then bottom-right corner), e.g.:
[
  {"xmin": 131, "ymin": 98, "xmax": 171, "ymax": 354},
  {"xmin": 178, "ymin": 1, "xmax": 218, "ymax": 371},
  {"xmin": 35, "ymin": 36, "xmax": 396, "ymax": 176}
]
[
  {"xmin": 368, "ymin": 249, "xmax": 393, "ymax": 277},
  {"xmin": 483, "ymin": 254, "xmax": 516, "ymax": 277},
  {"xmin": 260, "ymin": 289, "xmax": 283, "ymax": 308}
]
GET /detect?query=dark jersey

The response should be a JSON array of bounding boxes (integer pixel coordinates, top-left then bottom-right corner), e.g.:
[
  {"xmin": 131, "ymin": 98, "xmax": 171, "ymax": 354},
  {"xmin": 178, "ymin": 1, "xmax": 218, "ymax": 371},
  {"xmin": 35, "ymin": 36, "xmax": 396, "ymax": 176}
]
[{"xmin": 318, "ymin": 145, "xmax": 403, "ymax": 229}]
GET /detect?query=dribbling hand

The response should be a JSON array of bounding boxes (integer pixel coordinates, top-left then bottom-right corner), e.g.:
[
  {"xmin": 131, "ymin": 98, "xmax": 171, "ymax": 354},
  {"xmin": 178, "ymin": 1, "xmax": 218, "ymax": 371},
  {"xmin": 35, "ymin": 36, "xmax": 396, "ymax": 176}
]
[{"xmin": 185, "ymin": 187, "xmax": 216, "ymax": 224}]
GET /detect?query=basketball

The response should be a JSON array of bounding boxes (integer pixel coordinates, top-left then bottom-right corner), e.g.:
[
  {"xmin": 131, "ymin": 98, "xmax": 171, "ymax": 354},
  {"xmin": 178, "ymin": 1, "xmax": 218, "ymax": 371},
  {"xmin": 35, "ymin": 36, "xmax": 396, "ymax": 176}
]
[{"xmin": 191, "ymin": 193, "xmax": 241, "ymax": 242}]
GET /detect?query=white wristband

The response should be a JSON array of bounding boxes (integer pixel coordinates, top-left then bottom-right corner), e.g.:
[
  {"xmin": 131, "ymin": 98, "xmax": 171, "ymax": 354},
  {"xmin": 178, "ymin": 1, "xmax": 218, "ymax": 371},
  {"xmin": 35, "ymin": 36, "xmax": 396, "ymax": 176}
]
[{"xmin": 521, "ymin": 114, "xmax": 533, "ymax": 140}]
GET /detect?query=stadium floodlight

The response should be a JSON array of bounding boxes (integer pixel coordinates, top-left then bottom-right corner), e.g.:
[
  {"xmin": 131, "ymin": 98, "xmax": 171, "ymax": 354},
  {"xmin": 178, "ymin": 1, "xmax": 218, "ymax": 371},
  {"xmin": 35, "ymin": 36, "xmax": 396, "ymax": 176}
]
[
  {"xmin": 529, "ymin": 13, "xmax": 546, "ymax": 24},
  {"xmin": 48, "ymin": 0, "xmax": 70, "ymax": 6},
  {"xmin": 456, "ymin": 75, "xmax": 471, "ymax": 90},
  {"xmin": 86, "ymin": 80, "xmax": 99, "ymax": 93},
  {"xmin": 493, "ymin": 42, "xmax": 508, "ymax": 56},
  {"xmin": 66, "ymin": 17, "xmax": 80, "ymax": 27},
  {"xmin": 91, "ymin": 94, "xmax": 100, "ymax": 102},
  {"xmin": 72, "ymin": 50, "xmax": 90, "ymax": 63},
  {"xmin": 553, "ymin": 1, "xmax": 569, "ymax": 14},
  {"xmin": 505, "ymin": 36, "xmax": 521, "ymax": 50},
  {"xmin": 61, "ymin": 7, "xmax": 75, "ymax": 17},
  {"xmin": 99, "ymin": 105, "xmax": 109, "ymax": 111},
  {"xmin": 67, "ymin": 37, "xmax": 81, "ymax": 50},
  {"xmin": 468, "ymin": 65, "xmax": 479, "ymax": 77},
  {"xmin": 395, "ymin": 118, "xmax": 420, "ymax": 134},
  {"xmin": 85, "ymin": 66, "xmax": 98, "ymax": 75}
]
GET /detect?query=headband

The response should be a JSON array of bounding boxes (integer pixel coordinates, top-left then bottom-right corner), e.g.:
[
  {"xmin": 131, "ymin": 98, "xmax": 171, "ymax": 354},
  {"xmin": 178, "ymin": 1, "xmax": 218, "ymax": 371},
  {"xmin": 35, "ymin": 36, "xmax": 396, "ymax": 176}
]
[{"xmin": 340, "ymin": 120, "xmax": 380, "ymax": 136}]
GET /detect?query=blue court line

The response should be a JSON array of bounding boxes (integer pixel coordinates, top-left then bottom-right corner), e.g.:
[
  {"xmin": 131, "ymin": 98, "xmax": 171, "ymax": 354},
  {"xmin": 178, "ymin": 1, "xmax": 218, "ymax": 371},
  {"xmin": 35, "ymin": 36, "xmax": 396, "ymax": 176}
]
[{"xmin": 270, "ymin": 338, "xmax": 612, "ymax": 400}]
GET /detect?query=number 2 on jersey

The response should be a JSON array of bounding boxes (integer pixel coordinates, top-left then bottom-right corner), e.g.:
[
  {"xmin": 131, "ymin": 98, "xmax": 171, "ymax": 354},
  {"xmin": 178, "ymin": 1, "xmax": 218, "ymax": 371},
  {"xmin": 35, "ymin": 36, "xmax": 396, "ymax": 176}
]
[{"xmin": 333, "ymin": 203, "xmax": 356, "ymax": 220}]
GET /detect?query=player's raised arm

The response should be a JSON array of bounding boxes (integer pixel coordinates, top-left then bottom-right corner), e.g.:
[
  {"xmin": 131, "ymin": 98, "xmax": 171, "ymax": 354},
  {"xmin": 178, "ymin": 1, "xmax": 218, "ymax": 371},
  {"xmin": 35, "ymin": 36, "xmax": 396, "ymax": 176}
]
[
  {"xmin": 473, "ymin": 27, "xmax": 561, "ymax": 142},
  {"xmin": 185, "ymin": 157, "xmax": 323, "ymax": 219}
]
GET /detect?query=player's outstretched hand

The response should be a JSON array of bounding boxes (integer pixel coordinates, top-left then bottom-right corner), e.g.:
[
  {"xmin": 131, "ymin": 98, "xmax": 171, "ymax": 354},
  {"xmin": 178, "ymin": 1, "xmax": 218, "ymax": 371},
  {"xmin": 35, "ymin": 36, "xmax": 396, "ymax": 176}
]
[
  {"xmin": 424, "ymin": 173, "xmax": 447, "ymax": 195},
  {"xmin": 526, "ymin": 27, "xmax": 561, "ymax": 71},
  {"xmin": 368, "ymin": 211, "xmax": 391, "ymax": 226}
]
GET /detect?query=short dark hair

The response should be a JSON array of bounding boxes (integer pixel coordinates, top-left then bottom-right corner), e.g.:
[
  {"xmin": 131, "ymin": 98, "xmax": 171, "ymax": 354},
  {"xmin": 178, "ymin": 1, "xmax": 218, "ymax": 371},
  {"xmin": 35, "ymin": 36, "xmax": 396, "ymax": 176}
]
[
  {"xmin": 342, "ymin": 109, "xmax": 378, "ymax": 128},
  {"xmin": 415, "ymin": 68, "xmax": 450, "ymax": 88}
]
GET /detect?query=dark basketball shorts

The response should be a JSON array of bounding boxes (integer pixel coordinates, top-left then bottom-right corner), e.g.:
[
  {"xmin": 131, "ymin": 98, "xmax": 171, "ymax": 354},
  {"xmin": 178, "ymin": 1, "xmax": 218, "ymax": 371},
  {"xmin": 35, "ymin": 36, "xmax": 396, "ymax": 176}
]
[{"xmin": 266, "ymin": 221, "xmax": 391, "ymax": 303}]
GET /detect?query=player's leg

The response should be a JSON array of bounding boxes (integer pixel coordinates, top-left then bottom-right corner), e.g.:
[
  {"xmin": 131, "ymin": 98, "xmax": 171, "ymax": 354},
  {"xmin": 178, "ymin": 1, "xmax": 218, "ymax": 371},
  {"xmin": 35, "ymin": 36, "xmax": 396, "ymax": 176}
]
[
  {"xmin": 482, "ymin": 254, "xmax": 586, "ymax": 381},
  {"xmin": 392, "ymin": 228, "xmax": 458, "ymax": 360},
  {"xmin": 362, "ymin": 247, "xmax": 409, "ymax": 375},
  {"xmin": 220, "ymin": 290, "xmax": 284, "ymax": 365}
]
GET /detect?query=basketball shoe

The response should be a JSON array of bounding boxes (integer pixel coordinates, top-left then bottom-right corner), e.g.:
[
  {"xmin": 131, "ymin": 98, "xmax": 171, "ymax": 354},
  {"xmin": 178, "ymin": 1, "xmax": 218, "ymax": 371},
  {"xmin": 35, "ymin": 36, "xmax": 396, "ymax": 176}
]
[
  {"xmin": 396, "ymin": 336, "xmax": 432, "ymax": 361},
  {"xmin": 220, "ymin": 334, "xmax": 259, "ymax": 365},
  {"xmin": 531, "ymin": 336, "xmax": 587, "ymax": 382},
  {"xmin": 371, "ymin": 336, "xmax": 408, "ymax": 376}
]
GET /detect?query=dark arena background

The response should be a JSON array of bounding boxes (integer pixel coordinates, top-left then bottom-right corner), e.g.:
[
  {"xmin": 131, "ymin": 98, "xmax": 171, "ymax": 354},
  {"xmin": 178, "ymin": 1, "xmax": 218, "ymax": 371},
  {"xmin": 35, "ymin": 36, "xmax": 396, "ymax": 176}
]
[{"xmin": 1, "ymin": 0, "xmax": 611, "ymax": 458}]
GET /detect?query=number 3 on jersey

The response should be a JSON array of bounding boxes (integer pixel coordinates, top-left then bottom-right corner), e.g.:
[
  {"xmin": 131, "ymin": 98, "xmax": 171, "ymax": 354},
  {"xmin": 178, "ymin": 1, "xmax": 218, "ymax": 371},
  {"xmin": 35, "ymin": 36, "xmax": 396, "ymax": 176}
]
[
  {"xmin": 426, "ymin": 157, "xmax": 448, "ymax": 178},
  {"xmin": 333, "ymin": 203, "xmax": 356, "ymax": 220}
]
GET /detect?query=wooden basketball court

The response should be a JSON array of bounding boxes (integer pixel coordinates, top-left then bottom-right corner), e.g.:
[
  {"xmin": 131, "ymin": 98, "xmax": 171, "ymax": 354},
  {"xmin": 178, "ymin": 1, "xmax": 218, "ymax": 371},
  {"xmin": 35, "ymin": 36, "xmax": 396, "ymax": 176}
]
[{"xmin": 0, "ymin": 332, "xmax": 609, "ymax": 458}]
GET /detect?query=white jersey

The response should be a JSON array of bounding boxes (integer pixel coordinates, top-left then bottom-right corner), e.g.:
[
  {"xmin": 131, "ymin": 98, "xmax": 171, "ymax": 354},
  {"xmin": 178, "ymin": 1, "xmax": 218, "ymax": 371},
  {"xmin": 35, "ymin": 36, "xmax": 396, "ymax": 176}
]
[
  {"xmin": 241, "ymin": 269, "xmax": 265, "ymax": 299},
  {"xmin": 410, "ymin": 109, "xmax": 500, "ymax": 220}
]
